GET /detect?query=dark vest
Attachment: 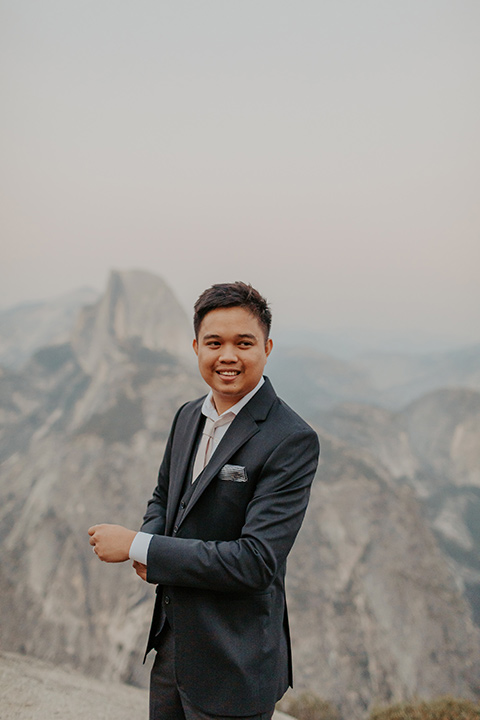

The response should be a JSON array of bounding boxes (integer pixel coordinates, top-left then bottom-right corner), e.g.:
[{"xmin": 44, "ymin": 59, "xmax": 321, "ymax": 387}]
[{"xmin": 157, "ymin": 416, "xmax": 206, "ymax": 637}]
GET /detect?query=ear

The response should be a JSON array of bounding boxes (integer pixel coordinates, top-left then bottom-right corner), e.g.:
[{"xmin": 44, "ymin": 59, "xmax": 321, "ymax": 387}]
[
  {"xmin": 265, "ymin": 338, "xmax": 273, "ymax": 358},
  {"xmin": 192, "ymin": 338, "xmax": 199, "ymax": 356}
]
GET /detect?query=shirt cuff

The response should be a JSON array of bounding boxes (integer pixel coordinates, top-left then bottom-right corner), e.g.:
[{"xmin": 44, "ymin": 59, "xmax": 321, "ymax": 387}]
[{"xmin": 129, "ymin": 531, "xmax": 153, "ymax": 564}]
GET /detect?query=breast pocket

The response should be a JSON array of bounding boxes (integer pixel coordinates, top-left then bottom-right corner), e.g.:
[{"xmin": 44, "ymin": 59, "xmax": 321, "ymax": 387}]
[{"xmin": 218, "ymin": 464, "xmax": 248, "ymax": 482}]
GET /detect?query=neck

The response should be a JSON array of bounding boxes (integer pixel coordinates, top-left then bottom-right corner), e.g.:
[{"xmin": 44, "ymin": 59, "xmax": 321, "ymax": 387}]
[{"xmin": 211, "ymin": 395, "xmax": 238, "ymax": 415}]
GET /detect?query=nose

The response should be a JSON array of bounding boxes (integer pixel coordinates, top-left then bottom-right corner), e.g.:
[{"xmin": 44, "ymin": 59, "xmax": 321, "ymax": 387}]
[{"xmin": 219, "ymin": 344, "xmax": 238, "ymax": 363}]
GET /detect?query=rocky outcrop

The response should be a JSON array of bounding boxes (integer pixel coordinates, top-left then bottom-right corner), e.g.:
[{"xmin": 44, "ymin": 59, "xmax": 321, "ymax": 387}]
[
  {"xmin": 287, "ymin": 433, "xmax": 480, "ymax": 718},
  {"xmin": 401, "ymin": 389, "xmax": 480, "ymax": 489},
  {"xmin": 317, "ymin": 388, "xmax": 480, "ymax": 641}
]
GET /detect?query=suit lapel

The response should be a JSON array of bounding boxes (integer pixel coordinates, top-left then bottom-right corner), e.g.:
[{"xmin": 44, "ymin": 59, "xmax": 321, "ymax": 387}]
[
  {"xmin": 177, "ymin": 377, "xmax": 277, "ymax": 528},
  {"xmin": 165, "ymin": 397, "xmax": 204, "ymax": 534}
]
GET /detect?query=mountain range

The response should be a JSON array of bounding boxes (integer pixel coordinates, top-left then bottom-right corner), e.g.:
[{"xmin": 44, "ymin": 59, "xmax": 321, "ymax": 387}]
[{"xmin": 0, "ymin": 269, "xmax": 479, "ymax": 719}]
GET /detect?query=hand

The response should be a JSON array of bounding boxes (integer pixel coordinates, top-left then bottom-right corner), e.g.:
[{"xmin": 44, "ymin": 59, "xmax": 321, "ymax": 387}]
[
  {"xmin": 133, "ymin": 561, "xmax": 147, "ymax": 581},
  {"xmin": 88, "ymin": 524, "xmax": 137, "ymax": 563}
]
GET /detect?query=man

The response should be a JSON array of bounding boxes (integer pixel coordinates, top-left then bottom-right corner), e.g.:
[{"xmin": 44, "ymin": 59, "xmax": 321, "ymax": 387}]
[{"xmin": 89, "ymin": 282, "xmax": 319, "ymax": 720}]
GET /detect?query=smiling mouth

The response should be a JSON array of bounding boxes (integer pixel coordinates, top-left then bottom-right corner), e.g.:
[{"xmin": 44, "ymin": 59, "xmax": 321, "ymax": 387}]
[{"xmin": 217, "ymin": 370, "xmax": 240, "ymax": 377}]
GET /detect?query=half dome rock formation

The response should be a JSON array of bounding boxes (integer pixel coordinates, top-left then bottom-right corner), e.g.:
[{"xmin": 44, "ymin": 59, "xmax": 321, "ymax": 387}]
[{"xmin": 71, "ymin": 270, "xmax": 193, "ymax": 375}]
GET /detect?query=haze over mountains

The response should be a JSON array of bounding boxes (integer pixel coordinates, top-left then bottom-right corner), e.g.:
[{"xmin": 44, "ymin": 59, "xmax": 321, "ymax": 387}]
[
  {"xmin": 0, "ymin": 270, "xmax": 479, "ymax": 719},
  {"xmin": 0, "ymin": 287, "xmax": 99, "ymax": 370}
]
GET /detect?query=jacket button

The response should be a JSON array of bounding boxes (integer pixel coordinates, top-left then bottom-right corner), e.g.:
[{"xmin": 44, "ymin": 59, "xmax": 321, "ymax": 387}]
[
  {"xmin": 164, "ymin": 595, "xmax": 170, "ymax": 605},
  {"xmin": 180, "ymin": 501, "xmax": 186, "ymax": 509},
  {"xmin": 173, "ymin": 525, "xmax": 178, "ymax": 534}
]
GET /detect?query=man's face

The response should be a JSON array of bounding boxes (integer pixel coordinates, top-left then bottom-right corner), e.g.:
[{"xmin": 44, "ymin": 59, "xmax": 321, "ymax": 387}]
[{"xmin": 193, "ymin": 306, "xmax": 273, "ymax": 414}]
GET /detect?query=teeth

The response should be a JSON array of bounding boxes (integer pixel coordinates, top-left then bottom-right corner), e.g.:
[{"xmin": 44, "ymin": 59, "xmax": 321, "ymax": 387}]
[{"xmin": 219, "ymin": 371, "xmax": 238, "ymax": 376}]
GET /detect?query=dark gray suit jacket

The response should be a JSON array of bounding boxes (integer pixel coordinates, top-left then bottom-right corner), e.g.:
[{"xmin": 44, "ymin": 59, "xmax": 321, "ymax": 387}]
[{"xmin": 141, "ymin": 377, "xmax": 319, "ymax": 716}]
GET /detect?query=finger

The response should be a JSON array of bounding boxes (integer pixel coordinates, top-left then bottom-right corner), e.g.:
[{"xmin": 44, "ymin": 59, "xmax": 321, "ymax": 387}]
[{"xmin": 88, "ymin": 526, "xmax": 97, "ymax": 536}]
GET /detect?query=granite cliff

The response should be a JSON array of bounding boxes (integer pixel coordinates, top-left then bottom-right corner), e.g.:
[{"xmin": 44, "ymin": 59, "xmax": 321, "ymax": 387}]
[{"xmin": 318, "ymin": 388, "xmax": 480, "ymax": 632}]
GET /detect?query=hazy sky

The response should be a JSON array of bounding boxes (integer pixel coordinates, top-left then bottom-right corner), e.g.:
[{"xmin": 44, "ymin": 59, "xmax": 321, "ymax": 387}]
[{"xmin": 2, "ymin": 1, "xmax": 479, "ymax": 348}]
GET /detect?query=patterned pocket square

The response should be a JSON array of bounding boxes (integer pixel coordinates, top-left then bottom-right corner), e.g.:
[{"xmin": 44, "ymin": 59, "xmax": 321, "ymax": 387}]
[{"xmin": 218, "ymin": 464, "xmax": 248, "ymax": 482}]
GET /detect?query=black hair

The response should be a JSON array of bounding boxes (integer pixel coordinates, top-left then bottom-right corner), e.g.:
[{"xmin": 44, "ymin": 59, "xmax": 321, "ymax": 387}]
[{"xmin": 193, "ymin": 282, "xmax": 272, "ymax": 339}]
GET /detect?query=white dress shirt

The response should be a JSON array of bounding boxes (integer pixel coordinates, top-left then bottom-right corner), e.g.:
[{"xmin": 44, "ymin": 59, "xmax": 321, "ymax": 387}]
[{"xmin": 129, "ymin": 377, "xmax": 265, "ymax": 565}]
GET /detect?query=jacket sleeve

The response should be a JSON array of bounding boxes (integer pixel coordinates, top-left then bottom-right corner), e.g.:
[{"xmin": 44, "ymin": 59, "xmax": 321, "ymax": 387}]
[{"xmin": 145, "ymin": 426, "xmax": 319, "ymax": 592}]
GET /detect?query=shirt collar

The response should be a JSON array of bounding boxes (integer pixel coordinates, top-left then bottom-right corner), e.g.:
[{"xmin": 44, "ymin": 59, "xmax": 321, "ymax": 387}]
[{"xmin": 201, "ymin": 376, "xmax": 265, "ymax": 421}]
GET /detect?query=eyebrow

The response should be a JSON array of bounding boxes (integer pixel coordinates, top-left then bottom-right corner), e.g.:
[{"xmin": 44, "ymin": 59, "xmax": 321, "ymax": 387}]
[{"xmin": 202, "ymin": 333, "xmax": 258, "ymax": 340}]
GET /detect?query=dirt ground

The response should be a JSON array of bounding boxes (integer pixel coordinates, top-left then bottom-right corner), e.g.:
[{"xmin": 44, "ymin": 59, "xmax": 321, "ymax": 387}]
[
  {"xmin": 0, "ymin": 651, "xmax": 291, "ymax": 720},
  {"xmin": 0, "ymin": 651, "xmax": 148, "ymax": 720}
]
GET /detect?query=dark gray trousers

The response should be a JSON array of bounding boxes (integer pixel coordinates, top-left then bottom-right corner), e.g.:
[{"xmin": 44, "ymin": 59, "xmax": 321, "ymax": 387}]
[{"xmin": 149, "ymin": 625, "xmax": 275, "ymax": 720}]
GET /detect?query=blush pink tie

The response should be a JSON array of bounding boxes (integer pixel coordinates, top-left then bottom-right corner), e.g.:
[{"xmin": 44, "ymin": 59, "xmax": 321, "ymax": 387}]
[{"xmin": 192, "ymin": 414, "xmax": 234, "ymax": 482}]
